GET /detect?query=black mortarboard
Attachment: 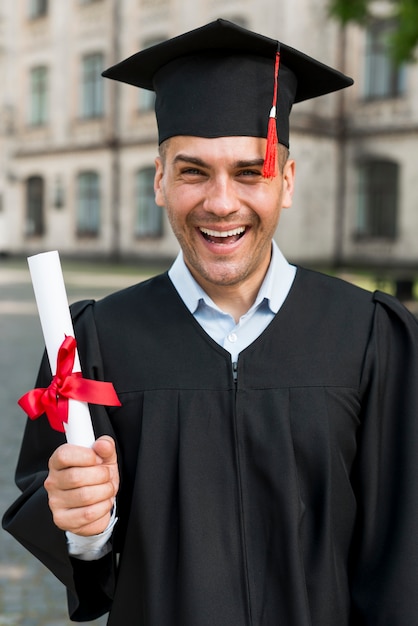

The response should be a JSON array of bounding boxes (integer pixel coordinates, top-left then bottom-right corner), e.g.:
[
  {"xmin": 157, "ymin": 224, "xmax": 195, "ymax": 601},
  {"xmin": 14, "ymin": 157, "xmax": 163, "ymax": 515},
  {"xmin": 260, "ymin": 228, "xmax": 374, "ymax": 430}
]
[{"xmin": 102, "ymin": 19, "xmax": 353, "ymax": 174}]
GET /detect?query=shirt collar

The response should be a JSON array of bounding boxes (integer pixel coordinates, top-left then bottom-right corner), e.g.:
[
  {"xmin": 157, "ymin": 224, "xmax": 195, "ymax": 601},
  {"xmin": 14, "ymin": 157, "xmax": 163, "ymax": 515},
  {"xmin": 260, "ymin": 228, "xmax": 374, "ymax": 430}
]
[{"xmin": 168, "ymin": 240, "xmax": 296, "ymax": 316}]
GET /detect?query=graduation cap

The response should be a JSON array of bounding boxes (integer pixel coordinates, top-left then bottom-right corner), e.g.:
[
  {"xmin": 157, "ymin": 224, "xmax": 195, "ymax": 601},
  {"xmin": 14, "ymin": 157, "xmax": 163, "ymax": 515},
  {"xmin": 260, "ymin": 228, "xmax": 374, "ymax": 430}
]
[{"xmin": 102, "ymin": 19, "xmax": 353, "ymax": 177}]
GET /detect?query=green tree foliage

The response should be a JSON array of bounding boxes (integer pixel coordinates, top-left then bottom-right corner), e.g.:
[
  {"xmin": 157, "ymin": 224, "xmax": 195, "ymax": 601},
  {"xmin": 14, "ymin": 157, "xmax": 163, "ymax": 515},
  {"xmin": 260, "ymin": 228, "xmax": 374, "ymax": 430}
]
[
  {"xmin": 328, "ymin": 0, "xmax": 418, "ymax": 62},
  {"xmin": 328, "ymin": 0, "xmax": 369, "ymax": 23}
]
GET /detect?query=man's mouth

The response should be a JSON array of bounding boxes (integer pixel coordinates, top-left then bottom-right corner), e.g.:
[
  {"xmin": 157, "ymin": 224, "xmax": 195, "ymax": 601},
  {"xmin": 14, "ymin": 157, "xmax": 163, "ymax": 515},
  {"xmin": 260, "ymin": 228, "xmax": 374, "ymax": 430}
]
[{"xmin": 199, "ymin": 226, "xmax": 246, "ymax": 244}]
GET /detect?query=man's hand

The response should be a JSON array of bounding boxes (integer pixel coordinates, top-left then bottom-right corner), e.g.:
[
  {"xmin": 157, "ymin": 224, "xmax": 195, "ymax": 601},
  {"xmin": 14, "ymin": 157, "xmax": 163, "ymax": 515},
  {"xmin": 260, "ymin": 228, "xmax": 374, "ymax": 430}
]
[{"xmin": 44, "ymin": 435, "xmax": 119, "ymax": 537}]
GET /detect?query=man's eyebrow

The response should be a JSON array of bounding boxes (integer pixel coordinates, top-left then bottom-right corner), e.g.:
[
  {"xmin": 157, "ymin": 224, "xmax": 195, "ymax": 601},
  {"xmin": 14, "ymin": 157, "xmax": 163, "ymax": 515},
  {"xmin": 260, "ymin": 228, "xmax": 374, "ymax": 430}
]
[
  {"xmin": 172, "ymin": 154, "xmax": 208, "ymax": 167},
  {"xmin": 235, "ymin": 158, "xmax": 265, "ymax": 168},
  {"xmin": 171, "ymin": 155, "xmax": 265, "ymax": 168}
]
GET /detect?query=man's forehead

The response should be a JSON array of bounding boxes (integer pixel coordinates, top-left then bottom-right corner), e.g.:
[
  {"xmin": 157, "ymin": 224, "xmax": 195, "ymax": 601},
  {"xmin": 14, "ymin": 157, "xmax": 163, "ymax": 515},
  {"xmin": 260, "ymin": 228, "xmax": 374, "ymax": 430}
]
[{"xmin": 164, "ymin": 135, "xmax": 268, "ymax": 160}]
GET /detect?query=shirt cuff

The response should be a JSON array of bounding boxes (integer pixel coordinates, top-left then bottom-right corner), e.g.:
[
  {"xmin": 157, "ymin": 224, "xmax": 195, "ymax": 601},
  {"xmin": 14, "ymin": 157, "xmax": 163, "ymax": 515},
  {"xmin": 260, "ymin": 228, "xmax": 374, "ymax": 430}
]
[{"xmin": 66, "ymin": 506, "xmax": 117, "ymax": 561}]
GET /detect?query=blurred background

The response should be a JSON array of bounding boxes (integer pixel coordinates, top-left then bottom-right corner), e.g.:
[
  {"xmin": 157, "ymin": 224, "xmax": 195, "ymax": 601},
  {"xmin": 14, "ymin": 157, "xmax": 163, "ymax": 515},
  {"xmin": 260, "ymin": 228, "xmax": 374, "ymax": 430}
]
[
  {"xmin": 0, "ymin": 3, "xmax": 417, "ymax": 623},
  {"xmin": 0, "ymin": 0, "xmax": 417, "ymax": 304}
]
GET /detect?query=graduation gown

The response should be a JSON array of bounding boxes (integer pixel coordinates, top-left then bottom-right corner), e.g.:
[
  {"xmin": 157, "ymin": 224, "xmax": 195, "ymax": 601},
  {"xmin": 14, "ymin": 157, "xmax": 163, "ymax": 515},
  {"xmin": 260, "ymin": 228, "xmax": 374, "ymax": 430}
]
[{"xmin": 3, "ymin": 267, "xmax": 418, "ymax": 625}]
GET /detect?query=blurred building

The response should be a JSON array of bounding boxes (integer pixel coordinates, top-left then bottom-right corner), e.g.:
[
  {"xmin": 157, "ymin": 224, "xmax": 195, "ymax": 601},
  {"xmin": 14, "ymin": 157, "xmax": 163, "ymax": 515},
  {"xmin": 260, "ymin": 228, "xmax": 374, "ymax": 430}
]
[{"xmin": 0, "ymin": 0, "xmax": 417, "ymax": 273}]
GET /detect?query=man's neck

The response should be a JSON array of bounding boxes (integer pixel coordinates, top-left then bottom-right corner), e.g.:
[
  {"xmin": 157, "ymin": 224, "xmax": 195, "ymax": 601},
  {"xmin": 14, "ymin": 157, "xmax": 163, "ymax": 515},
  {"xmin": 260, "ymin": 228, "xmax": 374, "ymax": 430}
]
[
  {"xmin": 202, "ymin": 282, "xmax": 262, "ymax": 324},
  {"xmin": 168, "ymin": 241, "xmax": 297, "ymax": 326},
  {"xmin": 187, "ymin": 260, "xmax": 270, "ymax": 324}
]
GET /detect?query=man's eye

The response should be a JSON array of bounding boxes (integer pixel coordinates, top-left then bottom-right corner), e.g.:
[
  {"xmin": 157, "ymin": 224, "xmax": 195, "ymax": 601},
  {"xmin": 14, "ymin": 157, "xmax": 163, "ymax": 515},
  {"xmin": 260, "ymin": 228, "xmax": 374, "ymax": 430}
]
[
  {"xmin": 238, "ymin": 169, "xmax": 262, "ymax": 178},
  {"xmin": 180, "ymin": 170, "xmax": 205, "ymax": 180},
  {"xmin": 181, "ymin": 167, "xmax": 204, "ymax": 176}
]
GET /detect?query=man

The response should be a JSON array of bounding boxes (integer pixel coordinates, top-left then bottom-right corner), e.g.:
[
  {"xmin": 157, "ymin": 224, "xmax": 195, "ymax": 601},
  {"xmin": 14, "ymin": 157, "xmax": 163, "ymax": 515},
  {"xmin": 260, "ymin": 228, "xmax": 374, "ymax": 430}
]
[{"xmin": 3, "ymin": 19, "xmax": 418, "ymax": 626}]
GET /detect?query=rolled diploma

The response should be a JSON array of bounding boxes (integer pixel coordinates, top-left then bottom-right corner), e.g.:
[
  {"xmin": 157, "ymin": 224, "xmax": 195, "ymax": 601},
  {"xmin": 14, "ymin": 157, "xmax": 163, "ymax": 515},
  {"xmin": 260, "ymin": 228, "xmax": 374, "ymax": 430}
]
[{"xmin": 28, "ymin": 250, "xmax": 95, "ymax": 447}]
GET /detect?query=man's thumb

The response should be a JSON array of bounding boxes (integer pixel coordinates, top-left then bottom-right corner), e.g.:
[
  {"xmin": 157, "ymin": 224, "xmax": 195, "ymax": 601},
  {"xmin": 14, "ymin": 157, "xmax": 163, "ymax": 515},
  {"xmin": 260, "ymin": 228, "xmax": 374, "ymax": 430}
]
[{"xmin": 92, "ymin": 435, "xmax": 117, "ymax": 464}]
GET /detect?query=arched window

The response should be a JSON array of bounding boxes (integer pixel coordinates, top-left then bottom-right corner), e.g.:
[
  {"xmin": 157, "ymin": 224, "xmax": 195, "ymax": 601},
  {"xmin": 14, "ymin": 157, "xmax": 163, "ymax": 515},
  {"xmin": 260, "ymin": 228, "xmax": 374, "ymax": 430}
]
[
  {"xmin": 26, "ymin": 176, "xmax": 45, "ymax": 236},
  {"xmin": 76, "ymin": 171, "xmax": 100, "ymax": 237},
  {"xmin": 356, "ymin": 159, "xmax": 399, "ymax": 239},
  {"xmin": 135, "ymin": 167, "xmax": 163, "ymax": 238}
]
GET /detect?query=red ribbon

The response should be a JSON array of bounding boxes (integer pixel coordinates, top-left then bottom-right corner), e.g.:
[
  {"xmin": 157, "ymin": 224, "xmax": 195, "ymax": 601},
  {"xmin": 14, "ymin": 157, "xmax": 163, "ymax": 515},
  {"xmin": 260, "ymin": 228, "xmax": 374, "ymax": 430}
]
[{"xmin": 18, "ymin": 335, "xmax": 121, "ymax": 433}]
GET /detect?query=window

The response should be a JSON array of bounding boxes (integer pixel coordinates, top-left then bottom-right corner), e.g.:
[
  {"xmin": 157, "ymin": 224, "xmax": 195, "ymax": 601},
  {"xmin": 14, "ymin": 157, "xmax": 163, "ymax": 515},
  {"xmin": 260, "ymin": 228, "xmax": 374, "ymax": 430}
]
[
  {"xmin": 135, "ymin": 168, "xmax": 163, "ymax": 237},
  {"xmin": 26, "ymin": 176, "xmax": 45, "ymax": 236},
  {"xmin": 81, "ymin": 53, "xmax": 104, "ymax": 118},
  {"xmin": 29, "ymin": 66, "xmax": 48, "ymax": 126},
  {"xmin": 364, "ymin": 20, "xmax": 406, "ymax": 99},
  {"xmin": 28, "ymin": 0, "xmax": 48, "ymax": 18},
  {"xmin": 356, "ymin": 160, "xmax": 399, "ymax": 239},
  {"xmin": 77, "ymin": 172, "xmax": 100, "ymax": 236}
]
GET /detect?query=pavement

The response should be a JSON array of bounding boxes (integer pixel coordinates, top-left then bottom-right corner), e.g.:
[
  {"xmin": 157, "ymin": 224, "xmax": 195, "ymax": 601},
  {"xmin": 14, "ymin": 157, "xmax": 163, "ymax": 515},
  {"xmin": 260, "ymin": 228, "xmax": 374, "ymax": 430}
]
[{"xmin": 0, "ymin": 259, "xmax": 155, "ymax": 626}]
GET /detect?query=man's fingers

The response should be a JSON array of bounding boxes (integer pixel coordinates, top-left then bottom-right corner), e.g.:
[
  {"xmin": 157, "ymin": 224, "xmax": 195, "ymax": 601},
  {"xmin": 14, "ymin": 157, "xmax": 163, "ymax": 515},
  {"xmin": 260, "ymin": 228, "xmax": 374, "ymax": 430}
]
[
  {"xmin": 47, "ymin": 481, "xmax": 116, "ymax": 510},
  {"xmin": 51, "ymin": 499, "xmax": 114, "ymax": 536},
  {"xmin": 44, "ymin": 462, "xmax": 112, "ymax": 492},
  {"xmin": 48, "ymin": 443, "xmax": 98, "ymax": 472},
  {"xmin": 44, "ymin": 437, "xmax": 119, "ymax": 536},
  {"xmin": 49, "ymin": 436, "xmax": 118, "ymax": 473}
]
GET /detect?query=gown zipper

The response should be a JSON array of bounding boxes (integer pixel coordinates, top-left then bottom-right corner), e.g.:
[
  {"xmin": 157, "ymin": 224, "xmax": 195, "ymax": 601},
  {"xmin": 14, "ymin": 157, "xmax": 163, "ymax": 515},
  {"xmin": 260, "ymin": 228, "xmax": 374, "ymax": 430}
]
[
  {"xmin": 232, "ymin": 360, "xmax": 238, "ymax": 383},
  {"xmin": 231, "ymin": 358, "xmax": 253, "ymax": 624}
]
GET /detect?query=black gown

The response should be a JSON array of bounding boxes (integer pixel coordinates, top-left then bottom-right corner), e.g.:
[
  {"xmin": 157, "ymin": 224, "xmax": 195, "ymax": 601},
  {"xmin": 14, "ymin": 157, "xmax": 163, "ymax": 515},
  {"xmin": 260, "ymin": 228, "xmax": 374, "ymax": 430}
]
[{"xmin": 3, "ymin": 267, "xmax": 418, "ymax": 625}]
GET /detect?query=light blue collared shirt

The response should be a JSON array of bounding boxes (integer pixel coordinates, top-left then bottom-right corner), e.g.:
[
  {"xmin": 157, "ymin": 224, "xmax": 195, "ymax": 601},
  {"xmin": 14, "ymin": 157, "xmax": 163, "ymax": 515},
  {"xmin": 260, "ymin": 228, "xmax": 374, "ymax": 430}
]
[{"xmin": 168, "ymin": 241, "xmax": 297, "ymax": 363}]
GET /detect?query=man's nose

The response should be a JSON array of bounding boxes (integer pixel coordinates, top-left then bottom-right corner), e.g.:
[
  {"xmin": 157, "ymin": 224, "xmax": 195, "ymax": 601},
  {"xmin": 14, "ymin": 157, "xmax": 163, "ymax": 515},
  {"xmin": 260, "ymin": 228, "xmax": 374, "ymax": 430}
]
[{"xmin": 203, "ymin": 177, "xmax": 240, "ymax": 216}]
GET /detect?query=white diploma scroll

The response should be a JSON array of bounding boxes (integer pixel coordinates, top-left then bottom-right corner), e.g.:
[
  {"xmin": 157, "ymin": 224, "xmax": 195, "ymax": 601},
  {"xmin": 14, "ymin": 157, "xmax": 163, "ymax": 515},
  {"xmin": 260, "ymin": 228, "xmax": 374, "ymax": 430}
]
[{"xmin": 28, "ymin": 250, "xmax": 96, "ymax": 447}]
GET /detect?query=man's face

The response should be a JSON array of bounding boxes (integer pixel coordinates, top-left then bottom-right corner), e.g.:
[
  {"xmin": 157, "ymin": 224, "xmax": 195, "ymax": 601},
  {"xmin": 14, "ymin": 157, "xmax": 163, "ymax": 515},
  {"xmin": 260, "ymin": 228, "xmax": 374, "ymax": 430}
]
[{"xmin": 154, "ymin": 135, "xmax": 295, "ymax": 294}]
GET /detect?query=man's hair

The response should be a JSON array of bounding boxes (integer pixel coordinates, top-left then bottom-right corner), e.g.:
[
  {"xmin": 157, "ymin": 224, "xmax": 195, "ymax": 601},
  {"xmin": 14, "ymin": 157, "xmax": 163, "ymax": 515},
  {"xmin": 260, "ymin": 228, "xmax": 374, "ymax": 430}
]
[
  {"xmin": 277, "ymin": 145, "xmax": 290, "ymax": 173},
  {"xmin": 158, "ymin": 139, "xmax": 290, "ymax": 173}
]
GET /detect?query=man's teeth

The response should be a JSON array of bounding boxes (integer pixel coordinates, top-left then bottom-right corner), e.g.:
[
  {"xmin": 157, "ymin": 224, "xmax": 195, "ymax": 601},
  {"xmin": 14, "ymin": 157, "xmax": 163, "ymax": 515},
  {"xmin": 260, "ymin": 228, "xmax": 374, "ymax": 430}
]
[{"xmin": 200, "ymin": 227, "xmax": 245, "ymax": 238}]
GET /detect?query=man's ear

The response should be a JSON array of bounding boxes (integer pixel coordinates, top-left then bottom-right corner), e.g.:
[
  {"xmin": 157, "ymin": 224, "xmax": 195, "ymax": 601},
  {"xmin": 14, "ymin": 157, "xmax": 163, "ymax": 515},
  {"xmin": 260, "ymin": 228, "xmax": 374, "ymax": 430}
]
[
  {"xmin": 282, "ymin": 159, "xmax": 296, "ymax": 209},
  {"xmin": 154, "ymin": 156, "xmax": 165, "ymax": 207}
]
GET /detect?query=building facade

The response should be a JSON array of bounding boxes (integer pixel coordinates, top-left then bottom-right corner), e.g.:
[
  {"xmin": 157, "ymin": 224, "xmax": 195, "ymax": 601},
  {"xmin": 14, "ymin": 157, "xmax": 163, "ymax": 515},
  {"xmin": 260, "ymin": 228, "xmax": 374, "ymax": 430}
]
[{"xmin": 0, "ymin": 0, "xmax": 417, "ymax": 272}]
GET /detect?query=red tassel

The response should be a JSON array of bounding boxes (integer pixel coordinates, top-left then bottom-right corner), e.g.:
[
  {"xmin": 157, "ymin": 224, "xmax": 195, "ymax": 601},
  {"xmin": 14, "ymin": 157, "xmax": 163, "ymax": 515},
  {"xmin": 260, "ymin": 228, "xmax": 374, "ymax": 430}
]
[
  {"xmin": 262, "ymin": 51, "xmax": 280, "ymax": 179},
  {"xmin": 263, "ymin": 108, "xmax": 278, "ymax": 178}
]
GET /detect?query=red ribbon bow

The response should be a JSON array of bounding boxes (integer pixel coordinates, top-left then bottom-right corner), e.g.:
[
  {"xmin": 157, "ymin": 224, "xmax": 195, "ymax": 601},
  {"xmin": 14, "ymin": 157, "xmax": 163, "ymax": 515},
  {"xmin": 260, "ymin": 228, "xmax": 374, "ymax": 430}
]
[{"xmin": 18, "ymin": 335, "xmax": 121, "ymax": 433}]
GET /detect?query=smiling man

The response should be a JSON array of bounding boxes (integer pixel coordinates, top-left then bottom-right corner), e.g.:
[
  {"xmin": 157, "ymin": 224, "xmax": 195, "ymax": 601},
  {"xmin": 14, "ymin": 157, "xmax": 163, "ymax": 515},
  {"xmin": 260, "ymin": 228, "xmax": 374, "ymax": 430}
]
[
  {"xmin": 4, "ymin": 19, "xmax": 418, "ymax": 626},
  {"xmin": 154, "ymin": 135, "xmax": 295, "ymax": 319}
]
